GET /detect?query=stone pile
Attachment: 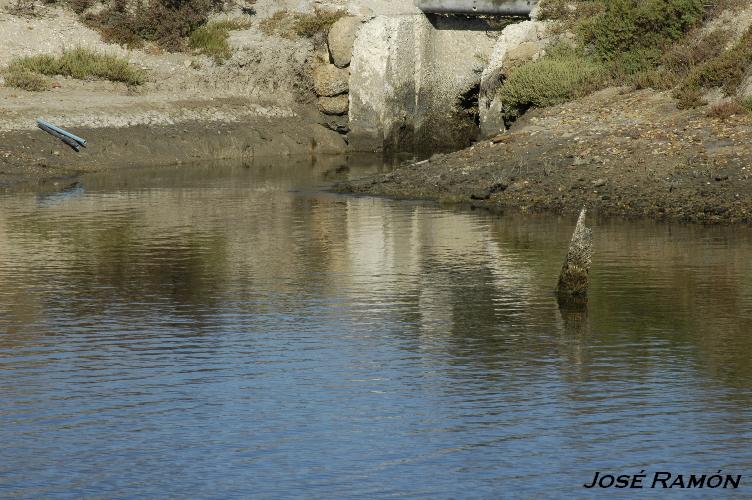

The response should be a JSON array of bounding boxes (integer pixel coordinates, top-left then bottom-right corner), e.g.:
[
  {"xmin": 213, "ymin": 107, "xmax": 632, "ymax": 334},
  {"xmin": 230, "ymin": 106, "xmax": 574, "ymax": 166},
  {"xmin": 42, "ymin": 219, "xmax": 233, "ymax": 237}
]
[{"xmin": 312, "ymin": 16, "xmax": 363, "ymax": 118}]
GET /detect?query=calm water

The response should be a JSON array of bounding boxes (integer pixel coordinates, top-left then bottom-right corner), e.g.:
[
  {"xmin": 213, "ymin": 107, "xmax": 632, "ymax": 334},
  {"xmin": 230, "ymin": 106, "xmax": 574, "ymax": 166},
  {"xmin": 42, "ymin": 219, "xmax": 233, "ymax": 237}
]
[{"xmin": 1, "ymin": 157, "xmax": 752, "ymax": 498}]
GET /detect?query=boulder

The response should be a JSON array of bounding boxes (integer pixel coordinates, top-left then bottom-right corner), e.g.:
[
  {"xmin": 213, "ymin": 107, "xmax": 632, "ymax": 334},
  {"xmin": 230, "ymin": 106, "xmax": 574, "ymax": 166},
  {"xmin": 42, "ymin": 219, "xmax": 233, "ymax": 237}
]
[
  {"xmin": 312, "ymin": 64, "xmax": 349, "ymax": 97},
  {"xmin": 479, "ymin": 20, "xmax": 550, "ymax": 137},
  {"xmin": 321, "ymin": 115, "xmax": 350, "ymax": 134},
  {"xmin": 318, "ymin": 95, "xmax": 350, "ymax": 115},
  {"xmin": 505, "ymin": 41, "xmax": 546, "ymax": 67},
  {"xmin": 310, "ymin": 124, "xmax": 347, "ymax": 155},
  {"xmin": 328, "ymin": 16, "xmax": 362, "ymax": 68}
]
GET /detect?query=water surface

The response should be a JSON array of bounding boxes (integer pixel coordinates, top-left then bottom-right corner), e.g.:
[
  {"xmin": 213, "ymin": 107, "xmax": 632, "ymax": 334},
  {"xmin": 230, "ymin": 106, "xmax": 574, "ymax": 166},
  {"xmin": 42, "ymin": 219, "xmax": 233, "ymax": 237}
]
[{"xmin": 1, "ymin": 158, "xmax": 752, "ymax": 498}]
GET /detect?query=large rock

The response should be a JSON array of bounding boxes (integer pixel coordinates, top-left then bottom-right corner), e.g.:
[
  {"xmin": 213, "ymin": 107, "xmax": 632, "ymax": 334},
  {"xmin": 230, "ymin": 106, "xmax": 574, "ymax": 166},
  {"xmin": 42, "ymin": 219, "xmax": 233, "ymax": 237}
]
[
  {"xmin": 505, "ymin": 41, "xmax": 546, "ymax": 66},
  {"xmin": 479, "ymin": 20, "xmax": 549, "ymax": 137},
  {"xmin": 318, "ymin": 95, "xmax": 349, "ymax": 115},
  {"xmin": 312, "ymin": 64, "xmax": 349, "ymax": 97},
  {"xmin": 309, "ymin": 124, "xmax": 347, "ymax": 155},
  {"xmin": 328, "ymin": 16, "xmax": 362, "ymax": 68}
]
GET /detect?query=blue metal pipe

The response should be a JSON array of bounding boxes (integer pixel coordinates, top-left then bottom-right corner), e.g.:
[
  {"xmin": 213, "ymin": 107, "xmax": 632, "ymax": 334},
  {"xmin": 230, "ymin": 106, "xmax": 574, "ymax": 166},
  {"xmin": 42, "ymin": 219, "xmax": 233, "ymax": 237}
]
[
  {"xmin": 37, "ymin": 122, "xmax": 81, "ymax": 152},
  {"xmin": 36, "ymin": 119, "xmax": 87, "ymax": 148}
]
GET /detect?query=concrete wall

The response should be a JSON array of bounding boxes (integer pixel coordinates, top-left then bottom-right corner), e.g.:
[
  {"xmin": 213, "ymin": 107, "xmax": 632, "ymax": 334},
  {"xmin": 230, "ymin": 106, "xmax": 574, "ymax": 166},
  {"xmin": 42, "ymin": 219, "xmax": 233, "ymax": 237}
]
[
  {"xmin": 348, "ymin": 15, "xmax": 430, "ymax": 152},
  {"xmin": 349, "ymin": 13, "xmax": 499, "ymax": 153}
]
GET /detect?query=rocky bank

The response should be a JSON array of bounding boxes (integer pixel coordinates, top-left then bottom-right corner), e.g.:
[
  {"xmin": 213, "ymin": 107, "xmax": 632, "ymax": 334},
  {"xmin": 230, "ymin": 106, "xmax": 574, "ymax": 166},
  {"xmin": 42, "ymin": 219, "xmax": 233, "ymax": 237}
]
[{"xmin": 340, "ymin": 87, "xmax": 752, "ymax": 225}]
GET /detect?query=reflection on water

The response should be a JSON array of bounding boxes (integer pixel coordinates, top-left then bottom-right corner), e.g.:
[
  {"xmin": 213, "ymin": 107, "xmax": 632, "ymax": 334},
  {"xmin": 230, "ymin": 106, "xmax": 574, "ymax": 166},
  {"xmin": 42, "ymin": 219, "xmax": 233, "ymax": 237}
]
[{"xmin": 1, "ymin": 157, "xmax": 752, "ymax": 497}]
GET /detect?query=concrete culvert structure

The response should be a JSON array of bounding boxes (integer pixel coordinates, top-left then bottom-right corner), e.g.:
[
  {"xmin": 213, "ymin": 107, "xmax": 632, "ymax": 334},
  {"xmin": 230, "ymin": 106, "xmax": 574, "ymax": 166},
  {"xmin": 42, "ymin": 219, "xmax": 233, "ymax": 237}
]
[
  {"xmin": 345, "ymin": 0, "xmax": 547, "ymax": 153},
  {"xmin": 348, "ymin": 13, "xmax": 502, "ymax": 153}
]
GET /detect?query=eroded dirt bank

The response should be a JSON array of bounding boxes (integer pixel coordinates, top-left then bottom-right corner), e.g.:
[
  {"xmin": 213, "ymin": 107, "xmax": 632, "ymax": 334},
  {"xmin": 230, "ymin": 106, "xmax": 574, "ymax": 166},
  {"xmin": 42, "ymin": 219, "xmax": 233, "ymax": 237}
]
[
  {"xmin": 340, "ymin": 88, "xmax": 752, "ymax": 224},
  {"xmin": 0, "ymin": 0, "xmax": 353, "ymax": 190}
]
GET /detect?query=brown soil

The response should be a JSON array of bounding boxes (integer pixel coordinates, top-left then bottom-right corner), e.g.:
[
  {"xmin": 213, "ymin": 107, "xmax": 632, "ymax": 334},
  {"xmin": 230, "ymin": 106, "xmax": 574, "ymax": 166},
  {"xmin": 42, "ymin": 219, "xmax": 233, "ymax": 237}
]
[{"xmin": 340, "ymin": 87, "xmax": 752, "ymax": 224}]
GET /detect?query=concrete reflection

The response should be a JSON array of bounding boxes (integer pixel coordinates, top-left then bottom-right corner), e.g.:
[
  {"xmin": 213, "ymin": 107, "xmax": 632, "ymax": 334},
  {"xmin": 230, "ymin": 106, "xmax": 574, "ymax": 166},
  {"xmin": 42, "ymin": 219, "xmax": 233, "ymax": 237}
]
[{"xmin": 0, "ymin": 161, "xmax": 752, "ymax": 395}]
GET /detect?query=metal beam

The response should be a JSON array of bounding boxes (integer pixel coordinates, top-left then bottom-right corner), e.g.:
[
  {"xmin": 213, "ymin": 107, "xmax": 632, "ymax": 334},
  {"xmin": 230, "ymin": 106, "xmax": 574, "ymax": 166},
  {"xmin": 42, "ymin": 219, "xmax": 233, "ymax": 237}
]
[{"xmin": 414, "ymin": 0, "xmax": 537, "ymax": 16}]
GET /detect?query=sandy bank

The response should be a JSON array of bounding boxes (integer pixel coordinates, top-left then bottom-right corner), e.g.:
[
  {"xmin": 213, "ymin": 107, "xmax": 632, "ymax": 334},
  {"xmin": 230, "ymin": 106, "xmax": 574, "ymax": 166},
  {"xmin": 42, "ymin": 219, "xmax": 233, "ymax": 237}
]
[{"xmin": 0, "ymin": 1, "xmax": 355, "ymax": 189}]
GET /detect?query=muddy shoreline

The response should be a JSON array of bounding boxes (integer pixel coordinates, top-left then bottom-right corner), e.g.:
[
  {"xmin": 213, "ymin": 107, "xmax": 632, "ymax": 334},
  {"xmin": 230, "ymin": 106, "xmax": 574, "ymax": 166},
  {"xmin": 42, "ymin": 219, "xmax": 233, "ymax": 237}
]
[
  {"xmin": 5, "ymin": 87, "xmax": 752, "ymax": 226},
  {"xmin": 0, "ymin": 115, "xmax": 348, "ymax": 191},
  {"xmin": 338, "ymin": 88, "xmax": 752, "ymax": 225}
]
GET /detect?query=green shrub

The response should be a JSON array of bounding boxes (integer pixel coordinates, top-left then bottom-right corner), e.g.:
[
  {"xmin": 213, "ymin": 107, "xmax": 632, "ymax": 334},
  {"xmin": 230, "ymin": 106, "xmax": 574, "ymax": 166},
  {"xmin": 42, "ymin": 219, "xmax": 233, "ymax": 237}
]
[
  {"xmin": 743, "ymin": 97, "xmax": 752, "ymax": 112},
  {"xmin": 189, "ymin": 18, "xmax": 251, "ymax": 62},
  {"xmin": 510, "ymin": 0, "xmax": 713, "ymax": 117},
  {"xmin": 578, "ymin": 0, "xmax": 705, "ymax": 66},
  {"xmin": 4, "ymin": 68, "xmax": 50, "ymax": 91},
  {"xmin": 626, "ymin": 67, "xmax": 678, "ymax": 90},
  {"xmin": 672, "ymin": 83, "xmax": 705, "ymax": 109},
  {"xmin": 692, "ymin": 30, "xmax": 752, "ymax": 92},
  {"xmin": 671, "ymin": 28, "xmax": 752, "ymax": 107},
  {"xmin": 537, "ymin": 0, "xmax": 577, "ymax": 21},
  {"xmin": 500, "ymin": 50, "xmax": 605, "ymax": 120},
  {"xmin": 8, "ymin": 48, "xmax": 145, "ymax": 86},
  {"xmin": 663, "ymin": 29, "xmax": 730, "ymax": 75}
]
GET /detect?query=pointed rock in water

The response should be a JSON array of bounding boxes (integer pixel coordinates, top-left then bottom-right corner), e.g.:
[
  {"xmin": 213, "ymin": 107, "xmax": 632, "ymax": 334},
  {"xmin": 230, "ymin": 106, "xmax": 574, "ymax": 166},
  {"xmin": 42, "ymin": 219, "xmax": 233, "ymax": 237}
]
[{"xmin": 557, "ymin": 208, "xmax": 592, "ymax": 298}]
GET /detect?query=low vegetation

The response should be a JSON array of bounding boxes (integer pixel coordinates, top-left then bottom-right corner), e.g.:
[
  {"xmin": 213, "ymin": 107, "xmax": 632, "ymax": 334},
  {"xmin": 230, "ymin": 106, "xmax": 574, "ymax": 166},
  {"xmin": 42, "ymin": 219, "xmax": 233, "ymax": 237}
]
[
  {"xmin": 4, "ymin": 69, "xmax": 50, "ymax": 91},
  {"xmin": 500, "ymin": 48, "xmax": 603, "ymax": 121},
  {"xmin": 81, "ymin": 0, "xmax": 225, "ymax": 51},
  {"xmin": 259, "ymin": 8, "xmax": 345, "ymax": 39},
  {"xmin": 189, "ymin": 18, "xmax": 252, "ymax": 62},
  {"xmin": 4, "ymin": 48, "xmax": 145, "ymax": 91},
  {"xmin": 672, "ymin": 29, "xmax": 752, "ymax": 107},
  {"xmin": 505, "ymin": 0, "xmax": 752, "ymax": 119},
  {"xmin": 4, "ymin": 0, "xmax": 255, "ymax": 54},
  {"xmin": 707, "ymin": 99, "xmax": 750, "ymax": 120}
]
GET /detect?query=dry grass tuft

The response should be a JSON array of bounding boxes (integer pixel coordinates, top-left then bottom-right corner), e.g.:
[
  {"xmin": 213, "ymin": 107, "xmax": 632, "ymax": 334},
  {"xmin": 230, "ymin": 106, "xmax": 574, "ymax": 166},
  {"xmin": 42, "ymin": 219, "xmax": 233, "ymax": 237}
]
[
  {"xmin": 4, "ymin": 69, "xmax": 50, "ymax": 91},
  {"xmin": 83, "ymin": 0, "xmax": 224, "ymax": 51},
  {"xmin": 259, "ymin": 8, "xmax": 345, "ymax": 39},
  {"xmin": 189, "ymin": 18, "xmax": 252, "ymax": 62},
  {"xmin": 707, "ymin": 99, "xmax": 749, "ymax": 119},
  {"xmin": 4, "ymin": 0, "xmax": 44, "ymax": 17},
  {"xmin": 6, "ymin": 48, "xmax": 145, "ymax": 90}
]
